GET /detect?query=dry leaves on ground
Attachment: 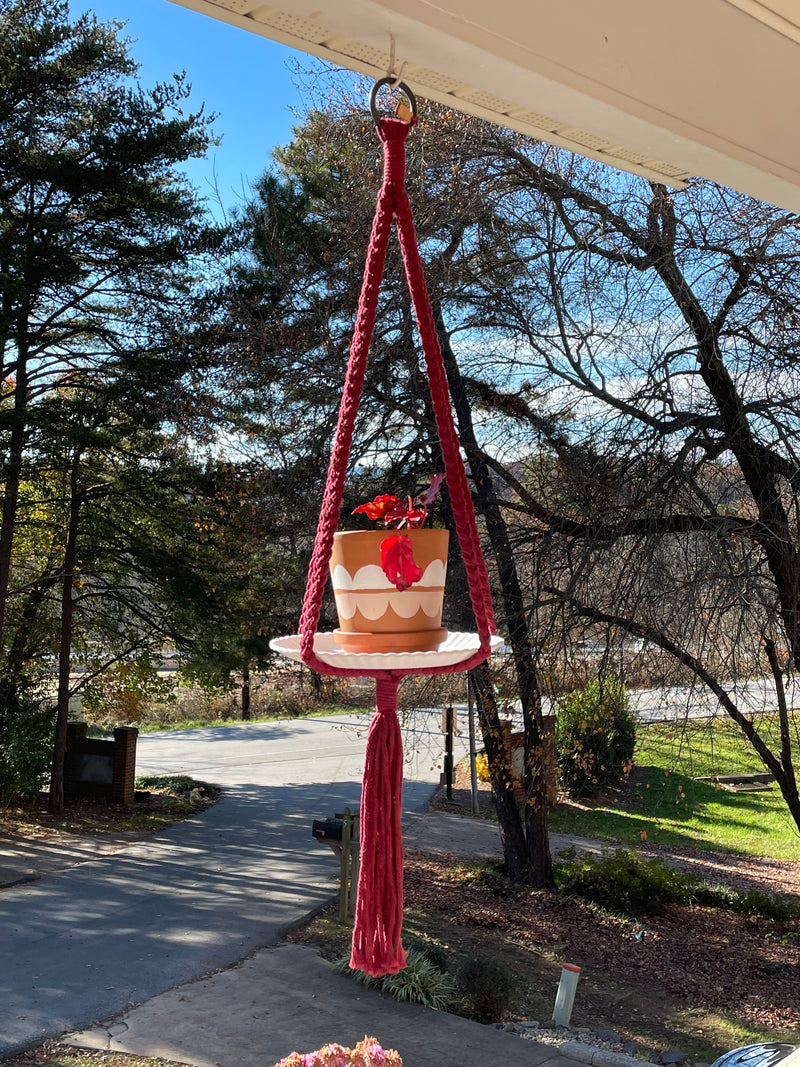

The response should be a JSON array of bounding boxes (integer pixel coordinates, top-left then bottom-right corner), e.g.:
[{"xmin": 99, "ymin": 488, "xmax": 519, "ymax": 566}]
[{"xmin": 404, "ymin": 850, "xmax": 800, "ymax": 1034}]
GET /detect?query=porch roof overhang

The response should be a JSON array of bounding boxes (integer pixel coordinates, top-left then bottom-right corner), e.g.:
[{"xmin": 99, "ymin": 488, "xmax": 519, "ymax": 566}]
[{"xmin": 168, "ymin": 0, "xmax": 800, "ymax": 213}]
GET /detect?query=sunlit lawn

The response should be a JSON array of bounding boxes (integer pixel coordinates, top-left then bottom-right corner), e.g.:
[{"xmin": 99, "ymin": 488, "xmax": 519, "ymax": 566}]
[
  {"xmin": 548, "ymin": 716, "xmax": 800, "ymax": 860},
  {"xmin": 634, "ymin": 715, "xmax": 790, "ymax": 777}
]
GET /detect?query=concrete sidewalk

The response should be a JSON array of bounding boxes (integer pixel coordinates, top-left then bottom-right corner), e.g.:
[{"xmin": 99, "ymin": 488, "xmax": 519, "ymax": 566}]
[
  {"xmin": 65, "ymin": 942, "xmax": 581, "ymax": 1067},
  {"xmin": 0, "ymin": 716, "xmax": 616, "ymax": 1067},
  {"xmin": 1, "ymin": 805, "xmax": 604, "ymax": 1067},
  {"xmin": 58, "ymin": 811, "xmax": 608, "ymax": 1067}
]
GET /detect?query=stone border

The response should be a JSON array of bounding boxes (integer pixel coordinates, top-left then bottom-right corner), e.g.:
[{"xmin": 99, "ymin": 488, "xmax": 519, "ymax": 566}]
[{"xmin": 561, "ymin": 1040, "xmax": 646, "ymax": 1067}]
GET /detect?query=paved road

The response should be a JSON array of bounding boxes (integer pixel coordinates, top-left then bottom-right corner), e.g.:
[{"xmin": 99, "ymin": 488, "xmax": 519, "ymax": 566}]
[
  {"xmin": 490, "ymin": 674, "xmax": 800, "ymax": 727},
  {"xmin": 0, "ymin": 713, "xmax": 458, "ymax": 1059},
  {"xmin": 629, "ymin": 675, "xmax": 800, "ymax": 721}
]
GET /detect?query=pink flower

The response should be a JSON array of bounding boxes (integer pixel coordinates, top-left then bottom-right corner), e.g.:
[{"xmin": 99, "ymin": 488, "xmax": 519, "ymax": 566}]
[
  {"xmin": 365, "ymin": 1042, "xmax": 386, "ymax": 1065},
  {"xmin": 270, "ymin": 1039, "xmax": 401, "ymax": 1067},
  {"xmin": 320, "ymin": 1046, "xmax": 347, "ymax": 1067}
]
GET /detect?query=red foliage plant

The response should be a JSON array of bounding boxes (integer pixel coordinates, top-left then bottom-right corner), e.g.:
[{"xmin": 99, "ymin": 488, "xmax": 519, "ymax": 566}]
[{"xmin": 353, "ymin": 475, "xmax": 445, "ymax": 591}]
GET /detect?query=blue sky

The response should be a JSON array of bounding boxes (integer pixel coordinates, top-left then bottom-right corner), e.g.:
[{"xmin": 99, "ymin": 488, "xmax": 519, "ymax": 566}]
[{"xmin": 76, "ymin": 0, "xmax": 328, "ymax": 214}]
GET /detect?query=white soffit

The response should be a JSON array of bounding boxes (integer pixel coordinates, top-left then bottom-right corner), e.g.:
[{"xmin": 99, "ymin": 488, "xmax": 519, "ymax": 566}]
[{"xmin": 168, "ymin": 0, "xmax": 800, "ymax": 211}]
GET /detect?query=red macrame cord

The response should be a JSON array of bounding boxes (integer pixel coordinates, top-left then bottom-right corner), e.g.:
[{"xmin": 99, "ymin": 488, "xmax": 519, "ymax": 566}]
[
  {"xmin": 299, "ymin": 117, "xmax": 494, "ymax": 671},
  {"xmin": 297, "ymin": 116, "xmax": 495, "ymax": 977}
]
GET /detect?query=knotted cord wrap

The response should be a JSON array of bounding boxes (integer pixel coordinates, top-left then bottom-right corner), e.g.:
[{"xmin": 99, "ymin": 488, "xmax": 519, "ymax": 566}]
[
  {"xmin": 350, "ymin": 677, "xmax": 406, "ymax": 973},
  {"xmin": 297, "ymin": 114, "xmax": 496, "ymax": 976}
]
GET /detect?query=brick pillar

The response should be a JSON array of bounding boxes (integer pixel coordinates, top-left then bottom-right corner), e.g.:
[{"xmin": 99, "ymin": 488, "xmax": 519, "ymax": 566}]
[
  {"xmin": 65, "ymin": 721, "xmax": 88, "ymax": 796},
  {"xmin": 112, "ymin": 727, "xmax": 138, "ymax": 804}
]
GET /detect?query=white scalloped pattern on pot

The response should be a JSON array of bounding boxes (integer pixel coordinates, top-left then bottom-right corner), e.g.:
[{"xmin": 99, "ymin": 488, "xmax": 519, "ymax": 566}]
[
  {"xmin": 331, "ymin": 559, "xmax": 446, "ymax": 591},
  {"xmin": 334, "ymin": 590, "xmax": 445, "ymax": 621}
]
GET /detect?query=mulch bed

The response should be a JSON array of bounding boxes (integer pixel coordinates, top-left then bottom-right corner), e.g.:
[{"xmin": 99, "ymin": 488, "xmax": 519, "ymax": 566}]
[
  {"xmin": 422, "ymin": 764, "xmax": 800, "ymax": 1035},
  {"xmin": 404, "ymin": 848, "xmax": 800, "ymax": 1035},
  {"xmin": 3, "ymin": 790, "xmax": 178, "ymax": 834}
]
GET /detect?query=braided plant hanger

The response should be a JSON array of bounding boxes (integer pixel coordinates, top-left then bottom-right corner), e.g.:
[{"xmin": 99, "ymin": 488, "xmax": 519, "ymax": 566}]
[{"xmin": 293, "ymin": 86, "xmax": 496, "ymax": 976}]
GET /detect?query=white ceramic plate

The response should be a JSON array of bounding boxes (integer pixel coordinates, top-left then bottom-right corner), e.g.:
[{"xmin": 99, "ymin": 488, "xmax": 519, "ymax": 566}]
[{"xmin": 269, "ymin": 632, "xmax": 503, "ymax": 672}]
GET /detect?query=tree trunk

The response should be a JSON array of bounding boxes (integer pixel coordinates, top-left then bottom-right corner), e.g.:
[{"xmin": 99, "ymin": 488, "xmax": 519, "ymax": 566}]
[
  {"xmin": 433, "ymin": 303, "xmax": 554, "ymax": 888},
  {"xmin": 470, "ymin": 665, "xmax": 532, "ymax": 881},
  {"xmin": 0, "ymin": 363, "xmax": 29, "ymax": 648},
  {"xmin": 417, "ymin": 329, "xmax": 540, "ymax": 883},
  {"xmin": 241, "ymin": 663, "xmax": 251, "ymax": 720},
  {"xmin": 648, "ymin": 188, "xmax": 800, "ymax": 670},
  {"xmin": 49, "ymin": 450, "xmax": 82, "ymax": 816},
  {"xmin": 763, "ymin": 638, "xmax": 800, "ymax": 830}
]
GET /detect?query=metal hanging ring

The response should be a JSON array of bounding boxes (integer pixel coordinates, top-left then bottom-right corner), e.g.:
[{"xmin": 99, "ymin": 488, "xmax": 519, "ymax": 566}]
[{"xmin": 369, "ymin": 76, "xmax": 417, "ymax": 129}]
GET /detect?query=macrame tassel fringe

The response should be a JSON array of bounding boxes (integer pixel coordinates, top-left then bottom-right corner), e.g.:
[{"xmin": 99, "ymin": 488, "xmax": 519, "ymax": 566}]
[{"xmin": 350, "ymin": 676, "xmax": 407, "ymax": 976}]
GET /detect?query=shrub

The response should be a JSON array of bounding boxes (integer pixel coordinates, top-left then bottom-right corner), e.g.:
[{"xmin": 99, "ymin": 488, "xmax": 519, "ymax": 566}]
[
  {"xmin": 83, "ymin": 659, "xmax": 175, "ymax": 725},
  {"xmin": 407, "ymin": 939, "xmax": 451, "ymax": 974},
  {"xmin": 135, "ymin": 775, "xmax": 220, "ymax": 802},
  {"xmin": 335, "ymin": 948, "xmax": 455, "ymax": 1010},
  {"xmin": 460, "ymin": 858, "xmax": 509, "ymax": 895},
  {"xmin": 556, "ymin": 677, "xmax": 635, "ymax": 796},
  {"xmin": 555, "ymin": 848, "xmax": 692, "ymax": 916},
  {"xmin": 255, "ymin": 687, "xmax": 309, "ymax": 719},
  {"xmin": 381, "ymin": 950, "xmax": 455, "ymax": 1010},
  {"xmin": 454, "ymin": 955, "xmax": 515, "ymax": 1023},
  {"xmin": 691, "ymin": 882, "xmax": 800, "ymax": 921},
  {"xmin": 0, "ymin": 684, "xmax": 54, "ymax": 805},
  {"xmin": 555, "ymin": 848, "xmax": 800, "ymax": 920}
]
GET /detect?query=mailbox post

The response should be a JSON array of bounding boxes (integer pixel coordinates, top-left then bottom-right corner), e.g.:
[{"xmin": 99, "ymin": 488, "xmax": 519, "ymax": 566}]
[
  {"xmin": 312, "ymin": 807, "xmax": 360, "ymax": 922},
  {"xmin": 442, "ymin": 704, "xmax": 455, "ymax": 800}
]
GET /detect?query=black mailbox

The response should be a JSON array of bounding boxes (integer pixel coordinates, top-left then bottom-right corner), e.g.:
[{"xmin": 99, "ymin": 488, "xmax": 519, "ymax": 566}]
[
  {"xmin": 311, "ymin": 808, "xmax": 360, "ymax": 921},
  {"xmin": 312, "ymin": 810, "xmax": 360, "ymax": 843},
  {"xmin": 312, "ymin": 817, "xmax": 344, "ymax": 842}
]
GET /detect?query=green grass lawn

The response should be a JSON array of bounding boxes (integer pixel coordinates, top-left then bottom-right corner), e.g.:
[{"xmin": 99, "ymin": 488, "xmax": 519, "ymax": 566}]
[
  {"xmin": 548, "ymin": 716, "xmax": 800, "ymax": 860},
  {"xmin": 634, "ymin": 715, "xmax": 788, "ymax": 777}
]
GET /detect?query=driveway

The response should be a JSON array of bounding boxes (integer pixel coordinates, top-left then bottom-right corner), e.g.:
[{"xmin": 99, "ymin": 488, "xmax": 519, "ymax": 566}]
[{"xmin": 0, "ymin": 713, "xmax": 455, "ymax": 1058}]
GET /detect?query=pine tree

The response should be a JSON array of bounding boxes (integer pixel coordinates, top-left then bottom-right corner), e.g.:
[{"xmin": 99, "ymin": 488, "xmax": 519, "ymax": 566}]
[{"xmin": 0, "ymin": 0, "xmax": 223, "ymax": 809}]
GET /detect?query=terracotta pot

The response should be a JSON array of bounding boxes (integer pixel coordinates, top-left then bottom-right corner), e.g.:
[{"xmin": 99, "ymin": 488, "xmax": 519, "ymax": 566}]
[{"xmin": 330, "ymin": 528, "xmax": 449, "ymax": 653}]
